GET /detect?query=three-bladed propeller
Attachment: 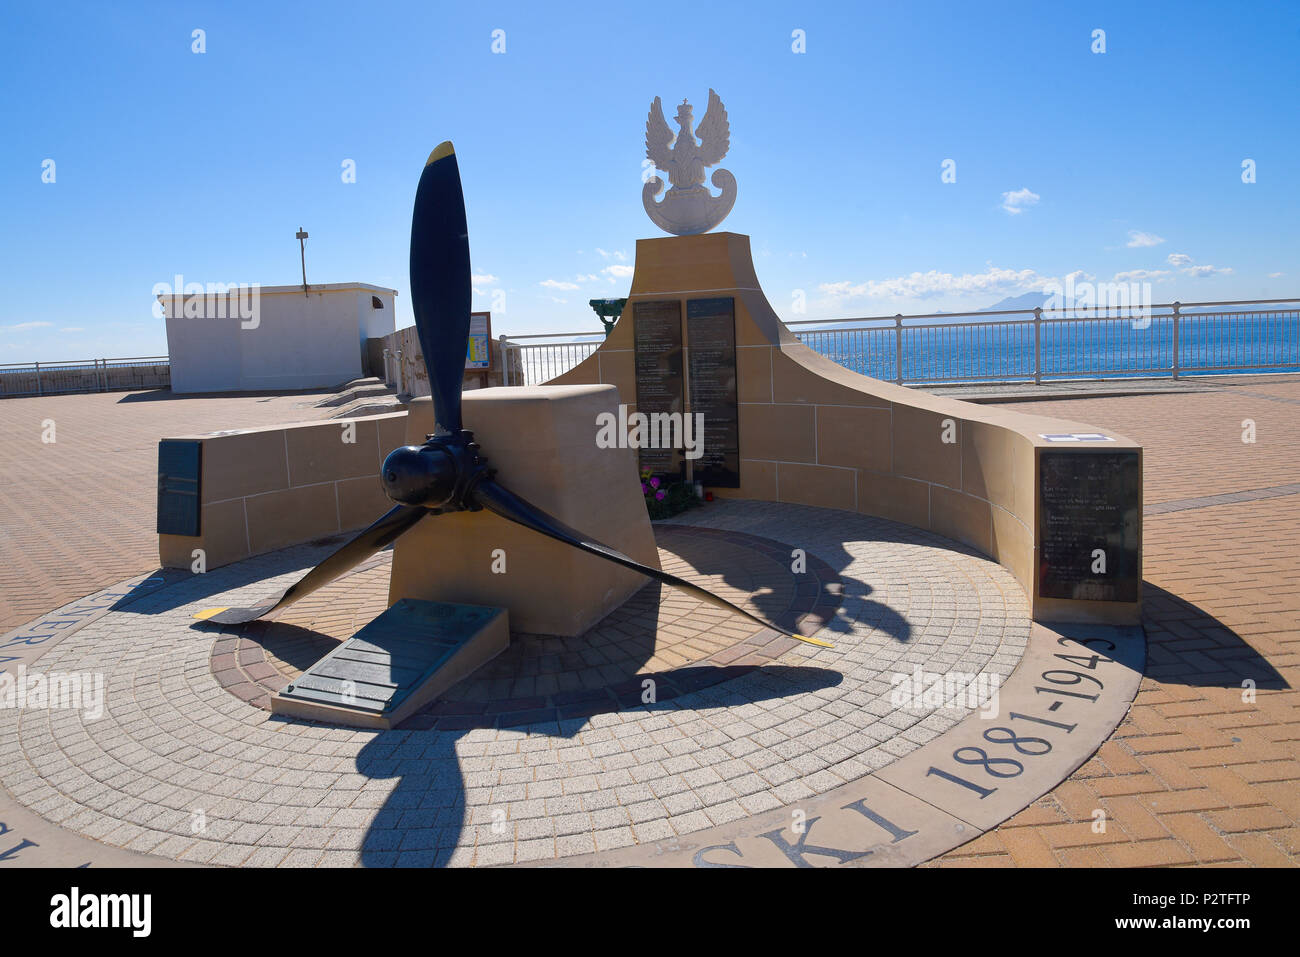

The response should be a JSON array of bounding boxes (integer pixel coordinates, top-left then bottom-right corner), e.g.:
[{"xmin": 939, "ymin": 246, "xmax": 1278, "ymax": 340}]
[{"xmin": 196, "ymin": 142, "xmax": 831, "ymax": 650}]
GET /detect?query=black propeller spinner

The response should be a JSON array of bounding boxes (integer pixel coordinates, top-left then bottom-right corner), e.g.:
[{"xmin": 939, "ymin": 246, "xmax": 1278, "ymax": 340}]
[{"xmin": 196, "ymin": 142, "xmax": 831, "ymax": 650}]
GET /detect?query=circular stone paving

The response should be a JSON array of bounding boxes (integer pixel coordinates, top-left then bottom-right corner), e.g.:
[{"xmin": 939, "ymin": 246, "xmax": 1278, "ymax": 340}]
[
  {"xmin": 0, "ymin": 500, "xmax": 1030, "ymax": 867},
  {"xmin": 213, "ymin": 524, "xmax": 845, "ymax": 723}
]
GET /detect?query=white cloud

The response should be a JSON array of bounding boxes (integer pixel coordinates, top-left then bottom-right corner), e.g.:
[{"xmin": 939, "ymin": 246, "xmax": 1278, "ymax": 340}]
[
  {"xmin": 613, "ymin": 250, "xmax": 627, "ymax": 262},
  {"xmin": 578, "ymin": 273, "xmax": 599, "ymax": 282},
  {"xmin": 1268, "ymin": 271, "xmax": 1284, "ymax": 278},
  {"xmin": 1113, "ymin": 269, "xmax": 1171, "ymax": 282},
  {"xmin": 60, "ymin": 326, "xmax": 85, "ymax": 332},
  {"xmin": 470, "ymin": 273, "xmax": 498, "ymax": 286},
  {"xmin": 1163, "ymin": 253, "xmax": 1231, "ymax": 277},
  {"xmin": 595, "ymin": 248, "xmax": 610, "ymax": 259},
  {"xmin": 7, "ymin": 321, "xmax": 53, "ymax": 331},
  {"xmin": 1126, "ymin": 231, "xmax": 1165, "ymax": 248},
  {"xmin": 602, "ymin": 265, "xmax": 634, "ymax": 279},
  {"xmin": 1000, "ymin": 188, "xmax": 1040, "ymax": 215},
  {"xmin": 819, "ymin": 265, "xmax": 1051, "ymax": 301},
  {"xmin": 540, "ymin": 279, "xmax": 579, "ymax": 290}
]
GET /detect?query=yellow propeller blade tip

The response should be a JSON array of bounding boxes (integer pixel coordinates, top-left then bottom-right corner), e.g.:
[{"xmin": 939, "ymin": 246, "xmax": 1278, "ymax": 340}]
[
  {"xmin": 791, "ymin": 632, "xmax": 834, "ymax": 649},
  {"xmin": 193, "ymin": 607, "xmax": 227, "ymax": 621},
  {"xmin": 425, "ymin": 141, "xmax": 455, "ymax": 166}
]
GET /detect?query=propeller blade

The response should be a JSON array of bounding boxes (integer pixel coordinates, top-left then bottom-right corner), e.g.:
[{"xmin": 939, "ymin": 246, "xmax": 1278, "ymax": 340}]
[
  {"xmin": 194, "ymin": 504, "xmax": 429, "ymax": 625},
  {"xmin": 410, "ymin": 141, "xmax": 472, "ymax": 435},
  {"xmin": 471, "ymin": 478, "xmax": 833, "ymax": 649}
]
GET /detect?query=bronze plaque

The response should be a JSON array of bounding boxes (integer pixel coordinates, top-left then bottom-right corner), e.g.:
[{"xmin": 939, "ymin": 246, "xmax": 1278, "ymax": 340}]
[
  {"xmin": 1038, "ymin": 451, "xmax": 1140, "ymax": 601},
  {"xmin": 633, "ymin": 300, "xmax": 684, "ymax": 476},
  {"xmin": 686, "ymin": 297, "xmax": 740, "ymax": 487}
]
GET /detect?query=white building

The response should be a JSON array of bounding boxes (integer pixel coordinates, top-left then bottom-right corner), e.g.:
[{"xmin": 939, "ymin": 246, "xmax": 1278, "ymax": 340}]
[{"xmin": 159, "ymin": 282, "xmax": 397, "ymax": 394}]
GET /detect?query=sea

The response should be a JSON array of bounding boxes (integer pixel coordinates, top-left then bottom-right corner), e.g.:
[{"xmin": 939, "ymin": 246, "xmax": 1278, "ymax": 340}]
[{"xmin": 796, "ymin": 311, "xmax": 1299, "ymax": 384}]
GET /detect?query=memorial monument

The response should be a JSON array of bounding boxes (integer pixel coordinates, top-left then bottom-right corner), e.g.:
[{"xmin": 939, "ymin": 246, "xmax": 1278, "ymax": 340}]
[
  {"xmin": 166, "ymin": 93, "xmax": 1141, "ymax": 727},
  {"xmin": 187, "ymin": 139, "xmax": 829, "ymax": 724}
]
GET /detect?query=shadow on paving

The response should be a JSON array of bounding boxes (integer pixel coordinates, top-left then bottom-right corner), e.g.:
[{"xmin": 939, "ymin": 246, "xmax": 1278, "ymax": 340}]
[
  {"xmin": 243, "ymin": 621, "xmax": 340, "ymax": 673},
  {"xmin": 116, "ymin": 387, "xmax": 336, "ymax": 403},
  {"xmin": 1141, "ymin": 581, "xmax": 1289, "ymax": 691},
  {"xmin": 106, "ymin": 534, "xmax": 366, "ymax": 616},
  {"xmin": 653, "ymin": 528, "xmax": 910, "ymax": 643},
  {"xmin": 344, "ymin": 662, "xmax": 843, "ymax": 867}
]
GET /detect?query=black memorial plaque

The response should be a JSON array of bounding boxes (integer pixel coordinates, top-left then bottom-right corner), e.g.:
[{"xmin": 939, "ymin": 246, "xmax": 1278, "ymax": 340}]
[
  {"xmin": 1038, "ymin": 451, "xmax": 1140, "ymax": 602},
  {"xmin": 633, "ymin": 300, "xmax": 684, "ymax": 476},
  {"xmin": 157, "ymin": 439, "xmax": 202, "ymax": 536},
  {"xmin": 686, "ymin": 297, "xmax": 740, "ymax": 488}
]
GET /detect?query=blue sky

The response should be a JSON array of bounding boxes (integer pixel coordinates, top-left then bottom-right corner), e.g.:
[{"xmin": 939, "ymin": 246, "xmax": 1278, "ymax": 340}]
[{"xmin": 1, "ymin": 0, "xmax": 1296, "ymax": 361}]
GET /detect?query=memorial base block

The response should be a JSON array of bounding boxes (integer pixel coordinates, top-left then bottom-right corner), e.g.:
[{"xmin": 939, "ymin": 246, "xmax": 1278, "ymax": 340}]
[{"xmin": 389, "ymin": 385, "xmax": 660, "ymax": 637}]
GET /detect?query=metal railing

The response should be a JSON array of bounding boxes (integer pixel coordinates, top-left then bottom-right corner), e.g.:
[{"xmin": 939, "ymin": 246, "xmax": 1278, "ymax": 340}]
[
  {"xmin": 498, "ymin": 298, "xmax": 1299, "ymax": 386},
  {"xmin": 8, "ymin": 298, "xmax": 1293, "ymax": 399},
  {"xmin": 0, "ymin": 357, "xmax": 170, "ymax": 398},
  {"xmin": 499, "ymin": 332, "xmax": 603, "ymax": 387}
]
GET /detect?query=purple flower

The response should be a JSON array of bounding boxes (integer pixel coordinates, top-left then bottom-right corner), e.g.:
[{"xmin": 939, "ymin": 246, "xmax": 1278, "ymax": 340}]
[
  {"xmin": 641, "ymin": 483, "xmax": 648, "ymax": 494},
  {"xmin": 649, "ymin": 477, "xmax": 661, "ymax": 489},
  {"xmin": 655, "ymin": 490, "xmax": 666, "ymax": 501}
]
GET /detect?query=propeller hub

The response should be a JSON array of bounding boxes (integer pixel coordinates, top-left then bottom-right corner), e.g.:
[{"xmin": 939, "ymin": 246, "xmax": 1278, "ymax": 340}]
[
  {"xmin": 381, "ymin": 444, "xmax": 458, "ymax": 508},
  {"xmin": 380, "ymin": 430, "xmax": 490, "ymax": 510}
]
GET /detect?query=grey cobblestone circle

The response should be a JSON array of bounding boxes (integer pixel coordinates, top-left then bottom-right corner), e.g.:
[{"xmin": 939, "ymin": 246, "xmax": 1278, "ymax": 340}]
[{"xmin": 0, "ymin": 501, "xmax": 1030, "ymax": 867}]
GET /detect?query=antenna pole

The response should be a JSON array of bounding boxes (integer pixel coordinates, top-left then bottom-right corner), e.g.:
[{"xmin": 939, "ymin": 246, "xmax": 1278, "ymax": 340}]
[{"xmin": 296, "ymin": 227, "xmax": 310, "ymax": 298}]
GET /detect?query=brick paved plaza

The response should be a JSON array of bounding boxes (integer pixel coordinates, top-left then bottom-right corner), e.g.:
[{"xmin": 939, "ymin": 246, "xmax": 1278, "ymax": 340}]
[
  {"xmin": 0, "ymin": 376, "xmax": 1296, "ymax": 867},
  {"xmin": 0, "ymin": 390, "xmax": 341, "ymax": 634},
  {"xmin": 936, "ymin": 377, "xmax": 1300, "ymax": 867}
]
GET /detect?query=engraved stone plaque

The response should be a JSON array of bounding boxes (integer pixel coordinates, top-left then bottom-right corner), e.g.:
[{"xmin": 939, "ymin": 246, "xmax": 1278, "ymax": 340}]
[
  {"xmin": 686, "ymin": 297, "xmax": 740, "ymax": 487},
  {"xmin": 273, "ymin": 599, "xmax": 509, "ymax": 729},
  {"xmin": 1038, "ymin": 451, "xmax": 1140, "ymax": 602},
  {"xmin": 633, "ymin": 299, "xmax": 684, "ymax": 476}
]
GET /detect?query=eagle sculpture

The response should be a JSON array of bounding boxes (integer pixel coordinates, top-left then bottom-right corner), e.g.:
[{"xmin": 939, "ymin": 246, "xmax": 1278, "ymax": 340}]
[{"xmin": 643, "ymin": 89, "xmax": 737, "ymax": 235}]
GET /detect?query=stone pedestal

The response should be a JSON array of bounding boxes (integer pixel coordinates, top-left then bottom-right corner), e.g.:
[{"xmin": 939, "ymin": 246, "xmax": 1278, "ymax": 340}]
[{"xmin": 388, "ymin": 384, "xmax": 660, "ymax": 636}]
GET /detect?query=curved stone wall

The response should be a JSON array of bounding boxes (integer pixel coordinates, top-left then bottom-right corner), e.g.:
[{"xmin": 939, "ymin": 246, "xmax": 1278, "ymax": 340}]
[{"xmin": 553, "ymin": 232, "xmax": 1142, "ymax": 626}]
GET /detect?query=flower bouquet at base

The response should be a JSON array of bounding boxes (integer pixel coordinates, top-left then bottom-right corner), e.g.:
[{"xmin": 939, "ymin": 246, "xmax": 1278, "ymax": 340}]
[{"xmin": 639, "ymin": 470, "xmax": 702, "ymax": 520}]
